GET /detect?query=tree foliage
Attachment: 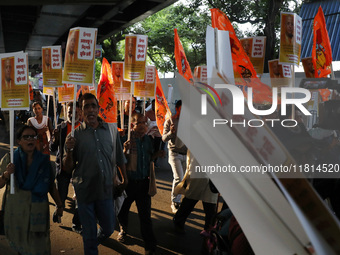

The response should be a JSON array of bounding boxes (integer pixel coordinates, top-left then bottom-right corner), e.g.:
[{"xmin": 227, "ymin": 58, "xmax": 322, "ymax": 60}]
[
  {"xmin": 94, "ymin": 32, "xmax": 126, "ymax": 83},
  {"xmin": 97, "ymin": 0, "xmax": 302, "ymax": 78},
  {"xmin": 203, "ymin": 0, "xmax": 301, "ymax": 72},
  {"xmin": 127, "ymin": 3, "xmax": 210, "ymax": 76}
]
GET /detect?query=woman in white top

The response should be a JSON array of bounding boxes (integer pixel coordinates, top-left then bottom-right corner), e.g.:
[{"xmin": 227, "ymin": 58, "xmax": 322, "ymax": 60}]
[{"xmin": 27, "ymin": 101, "xmax": 53, "ymax": 155}]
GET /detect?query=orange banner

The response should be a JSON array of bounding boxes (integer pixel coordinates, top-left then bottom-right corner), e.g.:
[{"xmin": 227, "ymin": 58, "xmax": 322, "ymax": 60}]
[
  {"xmin": 268, "ymin": 59, "xmax": 292, "ymax": 88},
  {"xmin": 312, "ymin": 6, "xmax": 332, "ymax": 78},
  {"xmin": 279, "ymin": 13, "xmax": 302, "ymax": 66},
  {"xmin": 97, "ymin": 58, "xmax": 117, "ymax": 123},
  {"xmin": 112, "ymin": 61, "xmax": 131, "ymax": 95},
  {"xmin": 42, "ymin": 46, "xmax": 63, "ymax": 87},
  {"xmin": 123, "ymin": 35, "xmax": 148, "ymax": 82},
  {"xmin": 62, "ymin": 27, "xmax": 97, "ymax": 86},
  {"xmin": 210, "ymin": 8, "xmax": 272, "ymax": 104},
  {"xmin": 155, "ymin": 70, "xmax": 170, "ymax": 135},
  {"xmin": 240, "ymin": 37, "xmax": 266, "ymax": 76},
  {"xmin": 302, "ymin": 57, "xmax": 315, "ymax": 78},
  {"xmin": 1, "ymin": 52, "xmax": 30, "ymax": 110},
  {"xmin": 58, "ymin": 84, "xmax": 75, "ymax": 103},
  {"xmin": 174, "ymin": 28, "xmax": 193, "ymax": 83},
  {"xmin": 134, "ymin": 66, "xmax": 156, "ymax": 97},
  {"xmin": 43, "ymin": 86, "xmax": 54, "ymax": 96}
]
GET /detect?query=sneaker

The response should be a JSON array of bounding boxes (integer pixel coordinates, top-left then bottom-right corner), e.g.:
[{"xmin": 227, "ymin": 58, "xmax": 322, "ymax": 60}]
[
  {"xmin": 171, "ymin": 202, "xmax": 181, "ymax": 213},
  {"xmin": 117, "ymin": 231, "xmax": 126, "ymax": 243},
  {"xmin": 72, "ymin": 224, "xmax": 82, "ymax": 234}
]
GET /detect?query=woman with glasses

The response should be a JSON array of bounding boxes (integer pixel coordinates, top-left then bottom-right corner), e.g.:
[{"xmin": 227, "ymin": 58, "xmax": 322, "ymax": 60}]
[
  {"xmin": 27, "ymin": 101, "xmax": 53, "ymax": 156},
  {"xmin": 0, "ymin": 125, "xmax": 62, "ymax": 255}
]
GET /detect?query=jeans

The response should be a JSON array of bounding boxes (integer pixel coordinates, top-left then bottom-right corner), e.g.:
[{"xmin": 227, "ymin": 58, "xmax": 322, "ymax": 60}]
[
  {"xmin": 168, "ymin": 151, "xmax": 186, "ymax": 203},
  {"xmin": 78, "ymin": 199, "xmax": 115, "ymax": 255}
]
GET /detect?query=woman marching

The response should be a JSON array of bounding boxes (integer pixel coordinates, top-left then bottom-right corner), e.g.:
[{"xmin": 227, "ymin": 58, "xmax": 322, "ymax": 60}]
[
  {"xmin": 0, "ymin": 125, "xmax": 62, "ymax": 255},
  {"xmin": 27, "ymin": 101, "xmax": 53, "ymax": 156}
]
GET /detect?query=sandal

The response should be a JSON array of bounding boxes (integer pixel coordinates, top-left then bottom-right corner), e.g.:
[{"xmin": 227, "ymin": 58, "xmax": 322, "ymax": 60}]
[{"xmin": 117, "ymin": 231, "xmax": 126, "ymax": 242}]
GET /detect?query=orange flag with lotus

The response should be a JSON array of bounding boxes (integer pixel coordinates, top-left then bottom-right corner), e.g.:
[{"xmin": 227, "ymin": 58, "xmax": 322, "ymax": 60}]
[
  {"xmin": 210, "ymin": 8, "xmax": 272, "ymax": 104},
  {"xmin": 312, "ymin": 6, "xmax": 332, "ymax": 78},
  {"xmin": 174, "ymin": 28, "xmax": 193, "ymax": 84},
  {"xmin": 97, "ymin": 57, "xmax": 117, "ymax": 123},
  {"xmin": 155, "ymin": 70, "xmax": 171, "ymax": 135}
]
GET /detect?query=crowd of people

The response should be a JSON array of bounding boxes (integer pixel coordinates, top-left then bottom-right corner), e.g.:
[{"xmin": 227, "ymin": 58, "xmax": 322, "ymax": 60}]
[
  {"xmin": 2, "ymin": 88, "xmax": 339, "ymax": 255},
  {"xmin": 0, "ymin": 93, "xmax": 223, "ymax": 255}
]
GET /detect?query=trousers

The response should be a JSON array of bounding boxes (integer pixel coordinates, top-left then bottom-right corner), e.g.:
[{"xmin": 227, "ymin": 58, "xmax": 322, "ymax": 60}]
[
  {"xmin": 168, "ymin": 151, "xmax": 186, "ymax": 203},
  {"xmin": 78, "ymin": 199, "xmax": 115, "ymax": 255}
]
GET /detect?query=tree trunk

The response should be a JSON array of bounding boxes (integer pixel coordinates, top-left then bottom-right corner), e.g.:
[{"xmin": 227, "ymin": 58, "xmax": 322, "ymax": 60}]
[{"xmin": 263, "ymin": 0, "xmax": 283, "ymax": 73}]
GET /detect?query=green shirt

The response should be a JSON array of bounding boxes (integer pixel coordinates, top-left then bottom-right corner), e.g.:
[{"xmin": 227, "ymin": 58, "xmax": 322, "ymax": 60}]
[{"xmin": 70, "ymin": 120, "xmax": 125, "ymax": 203}]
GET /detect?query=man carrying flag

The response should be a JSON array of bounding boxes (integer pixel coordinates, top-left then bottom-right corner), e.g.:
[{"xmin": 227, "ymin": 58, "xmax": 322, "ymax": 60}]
[
  {"xmin": 154, "ymin": 70, "xmax": 186, "ymax": 213},
  {"xmin": 162, "ymin": 99, "xmax": 187, "ymax": 214}
]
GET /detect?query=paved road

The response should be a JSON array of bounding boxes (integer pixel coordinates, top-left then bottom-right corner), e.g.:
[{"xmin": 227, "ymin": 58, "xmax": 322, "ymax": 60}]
[{"xmin": 0, "ymin": 119, "xmax": 211, "ymax": 255}]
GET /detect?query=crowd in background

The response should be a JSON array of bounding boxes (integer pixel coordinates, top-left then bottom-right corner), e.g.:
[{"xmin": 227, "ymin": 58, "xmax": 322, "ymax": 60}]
[{"xmin": 1, "ymin": 91, "xmax": 340, "ymax": 255}]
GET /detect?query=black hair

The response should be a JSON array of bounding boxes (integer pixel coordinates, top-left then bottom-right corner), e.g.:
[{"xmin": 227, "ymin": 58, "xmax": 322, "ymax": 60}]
[
  {"xmin": 32, "ymin": 101, "xmax": 43, "ymax": 109},
  {"xmin": 80, "ymin": 93, "xmax": 98, "ymax": 107},
  {"xmin": 175, "ymin": 100, "xmax": 182, "ymax": 108},
  {"xmin": 16, "ymin": 125, "xmax": 37, "ymax": 140}
]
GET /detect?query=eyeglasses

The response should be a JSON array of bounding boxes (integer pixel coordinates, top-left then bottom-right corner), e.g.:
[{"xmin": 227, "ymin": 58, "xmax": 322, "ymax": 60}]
[{"xmin": 21, "ymin": 135, "xmax": 38, "ymax": 140}]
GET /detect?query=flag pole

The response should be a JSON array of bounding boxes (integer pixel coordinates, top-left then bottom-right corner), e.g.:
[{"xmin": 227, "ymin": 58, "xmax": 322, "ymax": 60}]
[
  {"xmin": 9, "ymin": 110, "xmax": 15, "ymax": 194},
  {"xmin": 120, "ymin": 95, "xmax": 124, "ymax": 130},
  {"xmin": 167, "ymin": 85, "xmax": 173, "ymax": 125},
  {"xmin": 46, "ymin": 94, "xmax": 50, "ymax": 119},
  {"xmin": 71, "ymin": 85, "xmax": 77, "ymax": 137},
  {"xmin": 53, "ymin": 88, "xmax": 57, "ymax": 127},
  {"xmin": 127, "ymin": 82, "xmax": 134, "ymax": 142},
  {"xmin": 120, "ymin": 81, "xmax": 124, "ymax": 130},
  {"xmin": 214, "ymin": 28, "xmax": 219, "ymax": 71},
  {"xmin": 330, "ymin": 63, "xmax": 337, "ymax": 99},
  {"xmin": 330, "ymin": 62, "xmax": 335, "ymax": 80},
  {"xmin": 291, "ymin": 65, "xmax": 295, "ymax": 120}
]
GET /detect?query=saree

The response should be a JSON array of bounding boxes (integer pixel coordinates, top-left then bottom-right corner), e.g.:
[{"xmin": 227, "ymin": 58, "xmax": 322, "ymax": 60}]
[{"xmin": 0, "ymin": 148, "xmax": 52, "ymax": 255}]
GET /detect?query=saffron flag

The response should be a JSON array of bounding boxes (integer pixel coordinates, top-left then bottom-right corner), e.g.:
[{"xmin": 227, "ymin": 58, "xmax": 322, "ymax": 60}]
[
  {"xmin": 302, "ymin": 57, "xmax": 331, "ymax": 101},
  {"xmin": 97, "ymin": 57, "xmax": 117, "ymax": 123},
  {"xmin": 174, "ymin": 28, "xmax": 193, "ymax": 83},
  {"xmin": 155, "ymin": 70, "xmax": 171, "ymax": 135},
  {"xmin": 312, "ymin": 6, "xmax": 332, "ymax": 78},
  {"xmin": 210, "ymin": 8, "xmax": 272, "ymax": 104}
]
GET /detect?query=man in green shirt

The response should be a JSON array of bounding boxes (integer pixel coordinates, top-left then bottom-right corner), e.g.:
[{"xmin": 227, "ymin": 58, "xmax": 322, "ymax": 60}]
[{"xmin": 63, "ymin": 93, "xmax": 127, "ymax": 255}]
